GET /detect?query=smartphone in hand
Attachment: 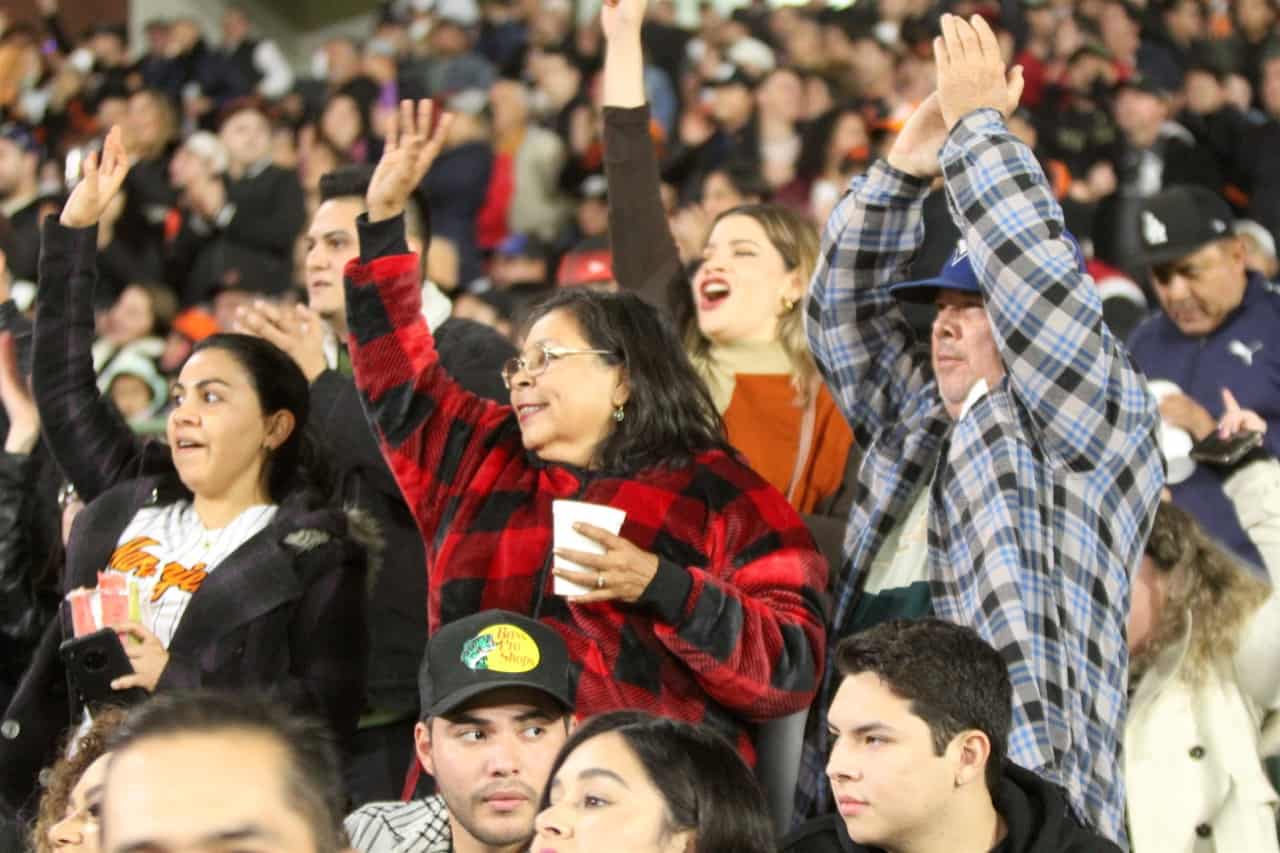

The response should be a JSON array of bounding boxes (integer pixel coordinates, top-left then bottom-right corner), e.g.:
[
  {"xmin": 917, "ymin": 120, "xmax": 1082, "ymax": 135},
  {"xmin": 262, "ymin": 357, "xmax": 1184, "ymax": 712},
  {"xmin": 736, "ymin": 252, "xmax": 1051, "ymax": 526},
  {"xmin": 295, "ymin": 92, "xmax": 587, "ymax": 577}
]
[
  {"xmin": 1189, "ymin": 430, "xmax": 1263, "ymax": 467},
  {"xmin": 59, "ymin": 628, "xmax": 147, "ymax": 708}
]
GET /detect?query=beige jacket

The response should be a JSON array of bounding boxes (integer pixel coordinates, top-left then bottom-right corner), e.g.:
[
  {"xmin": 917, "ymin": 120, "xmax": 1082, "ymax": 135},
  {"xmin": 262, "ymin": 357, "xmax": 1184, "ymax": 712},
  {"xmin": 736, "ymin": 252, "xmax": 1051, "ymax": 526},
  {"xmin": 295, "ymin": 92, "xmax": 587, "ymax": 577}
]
[{"xmin": 1126, "ymin": 457, "xmax": 1280, "ymax": 852}]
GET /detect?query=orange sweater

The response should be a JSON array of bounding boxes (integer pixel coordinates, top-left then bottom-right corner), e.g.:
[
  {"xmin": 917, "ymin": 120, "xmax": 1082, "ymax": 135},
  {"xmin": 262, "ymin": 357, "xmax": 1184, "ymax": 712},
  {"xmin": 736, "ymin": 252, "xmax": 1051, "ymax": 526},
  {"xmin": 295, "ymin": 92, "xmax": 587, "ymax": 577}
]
[{"xmin": 722, "ymin": 375, "xmax": 853, "ymax": 514}]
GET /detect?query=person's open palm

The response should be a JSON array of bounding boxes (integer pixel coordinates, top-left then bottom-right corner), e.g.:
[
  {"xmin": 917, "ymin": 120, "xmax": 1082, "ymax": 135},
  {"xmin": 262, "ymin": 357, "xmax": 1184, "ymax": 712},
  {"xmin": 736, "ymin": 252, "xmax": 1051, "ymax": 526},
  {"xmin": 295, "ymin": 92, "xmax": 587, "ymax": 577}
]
[
  {"xmin": 934, "ymin": 14, "xmax": 1024, "ymax": 130},
  {"xmin": 366, "ymin": 100, "xmax": 454, "ymax": 222},
  {"xmin": 60, "ymin": 126, "xmax": 130, "ymax": 228},
  {"xmin": 601, "ymin": 0, "xmax": 646, "ymax": 41}
]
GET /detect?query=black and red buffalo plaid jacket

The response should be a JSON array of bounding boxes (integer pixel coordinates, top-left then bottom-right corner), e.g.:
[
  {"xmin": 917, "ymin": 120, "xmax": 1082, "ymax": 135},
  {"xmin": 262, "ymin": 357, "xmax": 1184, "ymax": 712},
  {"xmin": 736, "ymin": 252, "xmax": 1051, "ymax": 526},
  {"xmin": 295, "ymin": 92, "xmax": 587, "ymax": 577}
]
[{"xmin": 344, "ymin": 214, "xmax": 827, "ymax": 756}]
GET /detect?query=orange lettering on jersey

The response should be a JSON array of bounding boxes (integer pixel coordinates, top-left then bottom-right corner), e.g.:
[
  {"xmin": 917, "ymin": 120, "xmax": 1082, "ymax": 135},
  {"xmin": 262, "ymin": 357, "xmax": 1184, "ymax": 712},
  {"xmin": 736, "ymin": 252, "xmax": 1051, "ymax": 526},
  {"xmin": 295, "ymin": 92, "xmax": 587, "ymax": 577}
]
[
  {"xmin": 151, "ymin": 563, "xmax": 209, "ymax": 601},
  {"xmin": 107, "ymin": 537, "xmax": 161, "ymax": 579}
]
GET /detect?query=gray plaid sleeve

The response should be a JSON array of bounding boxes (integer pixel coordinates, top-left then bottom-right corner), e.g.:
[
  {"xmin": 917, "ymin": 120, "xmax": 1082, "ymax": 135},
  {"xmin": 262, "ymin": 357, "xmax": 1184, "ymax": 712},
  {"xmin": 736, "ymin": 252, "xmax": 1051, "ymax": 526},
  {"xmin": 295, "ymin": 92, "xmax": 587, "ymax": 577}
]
[
  {"xmin": 804, "ymin": 162, "xmax": 936, "ymax": 444},
  {"xmin": 939, "ymin": 109, "xmax": 1161, "ymax": 469}
]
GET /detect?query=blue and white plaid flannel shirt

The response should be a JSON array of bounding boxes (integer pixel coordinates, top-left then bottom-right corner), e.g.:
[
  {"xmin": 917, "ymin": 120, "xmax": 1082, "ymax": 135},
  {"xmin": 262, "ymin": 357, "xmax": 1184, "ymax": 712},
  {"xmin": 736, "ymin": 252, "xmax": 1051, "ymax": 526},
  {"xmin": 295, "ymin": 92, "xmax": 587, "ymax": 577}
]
[{"xmin": 797, "ymin": 109, "xmax": 1165, "ymax": 844}]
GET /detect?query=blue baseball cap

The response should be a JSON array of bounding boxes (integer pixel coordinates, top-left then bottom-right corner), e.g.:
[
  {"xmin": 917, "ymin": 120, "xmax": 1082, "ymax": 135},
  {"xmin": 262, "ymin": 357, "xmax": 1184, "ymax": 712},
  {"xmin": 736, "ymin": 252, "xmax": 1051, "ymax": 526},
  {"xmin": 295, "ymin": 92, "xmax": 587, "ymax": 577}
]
[{"xmin": 889, "ymin": 232, "xmax": 1086, "ymax": 304}]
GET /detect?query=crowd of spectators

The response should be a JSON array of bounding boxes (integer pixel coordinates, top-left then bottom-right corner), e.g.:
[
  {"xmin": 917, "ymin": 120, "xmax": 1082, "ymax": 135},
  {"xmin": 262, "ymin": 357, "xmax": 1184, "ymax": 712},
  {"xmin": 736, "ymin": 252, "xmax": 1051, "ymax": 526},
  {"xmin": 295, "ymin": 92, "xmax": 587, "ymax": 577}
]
[{"xmin": 1, "ymin": 0, "xmax": 1280, "ymax": 851}]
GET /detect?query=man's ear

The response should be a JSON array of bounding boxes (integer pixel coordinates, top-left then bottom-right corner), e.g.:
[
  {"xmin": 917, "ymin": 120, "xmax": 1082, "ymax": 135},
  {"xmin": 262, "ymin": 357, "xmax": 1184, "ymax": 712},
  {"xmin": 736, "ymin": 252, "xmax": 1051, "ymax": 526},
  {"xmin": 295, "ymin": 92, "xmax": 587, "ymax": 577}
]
[
  {"xmin": 950, "ymin": 729, "xmax": 992, "ymax": 789},
  {"xmin": 414, "ymin": 720, "xmax": 435, "ymax": 777}
]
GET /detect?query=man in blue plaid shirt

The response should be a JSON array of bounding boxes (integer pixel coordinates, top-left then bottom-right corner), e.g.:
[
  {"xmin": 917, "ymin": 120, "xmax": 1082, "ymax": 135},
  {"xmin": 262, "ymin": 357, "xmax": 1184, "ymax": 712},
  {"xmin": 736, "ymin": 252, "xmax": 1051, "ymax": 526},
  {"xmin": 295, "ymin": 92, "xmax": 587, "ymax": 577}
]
[{"xmin": 798, "ymin": 14, "xmax": 1164, "ymax": 844}]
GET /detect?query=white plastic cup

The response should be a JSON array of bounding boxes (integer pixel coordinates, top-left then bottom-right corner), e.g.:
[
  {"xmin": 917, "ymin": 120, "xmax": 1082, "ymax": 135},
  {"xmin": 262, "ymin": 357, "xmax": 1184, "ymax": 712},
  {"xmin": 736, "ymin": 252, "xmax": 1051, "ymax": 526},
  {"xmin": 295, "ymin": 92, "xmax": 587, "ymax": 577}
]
[
  {"xmin": 552, "ymin": 500, "xmax": 627, "ymax": 597},
  {"xmin": 1147, "ymin": 379, "xmax": 1196, "ymax": 484}
]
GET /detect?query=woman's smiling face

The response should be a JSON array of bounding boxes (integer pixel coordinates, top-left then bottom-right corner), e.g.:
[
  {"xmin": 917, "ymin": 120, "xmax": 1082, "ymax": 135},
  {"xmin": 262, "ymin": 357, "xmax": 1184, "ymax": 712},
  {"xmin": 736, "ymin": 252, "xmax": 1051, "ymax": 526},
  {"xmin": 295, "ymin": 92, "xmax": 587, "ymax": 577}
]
[{"xmin": 506, "ymin": 309, "xmax": 628, "ymax": 469}]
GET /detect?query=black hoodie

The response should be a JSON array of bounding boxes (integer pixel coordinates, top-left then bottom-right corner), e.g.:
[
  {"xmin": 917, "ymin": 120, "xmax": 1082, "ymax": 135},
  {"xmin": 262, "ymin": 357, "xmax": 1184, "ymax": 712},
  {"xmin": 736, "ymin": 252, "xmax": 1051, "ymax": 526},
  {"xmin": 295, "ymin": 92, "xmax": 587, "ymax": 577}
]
[{"xmin": 781, "ymin": 763, "xmax": 1121, "ymax": 853}]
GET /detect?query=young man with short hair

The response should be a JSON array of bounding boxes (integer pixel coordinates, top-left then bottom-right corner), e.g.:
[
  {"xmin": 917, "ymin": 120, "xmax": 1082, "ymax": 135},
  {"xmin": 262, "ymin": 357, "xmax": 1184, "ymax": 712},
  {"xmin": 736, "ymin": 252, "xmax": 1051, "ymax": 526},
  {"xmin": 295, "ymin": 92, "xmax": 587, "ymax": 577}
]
[
  {"xmin": 345, "ymin": 610, "xmax": 575, "ymax": 853},
  {"xmin": 784, "ymin": 619, "xmax": 1121, "ymax": 853},
  {"xmin": 100, "ymin": 689, "xmax": 357, "ymax": 853}
]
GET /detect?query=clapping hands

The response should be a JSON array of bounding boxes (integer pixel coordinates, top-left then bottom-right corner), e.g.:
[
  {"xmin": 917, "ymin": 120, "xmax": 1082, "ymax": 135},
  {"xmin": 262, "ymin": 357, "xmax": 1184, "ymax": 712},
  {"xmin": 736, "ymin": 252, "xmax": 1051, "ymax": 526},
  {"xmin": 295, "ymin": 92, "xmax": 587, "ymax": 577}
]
[
  {"xmin": 933, "ymin": 14, "xmax": 1024, "ymax": 131},
  {"xmin": 886, "ymin": 14, "xmax": 1024, "ymax": 178}
]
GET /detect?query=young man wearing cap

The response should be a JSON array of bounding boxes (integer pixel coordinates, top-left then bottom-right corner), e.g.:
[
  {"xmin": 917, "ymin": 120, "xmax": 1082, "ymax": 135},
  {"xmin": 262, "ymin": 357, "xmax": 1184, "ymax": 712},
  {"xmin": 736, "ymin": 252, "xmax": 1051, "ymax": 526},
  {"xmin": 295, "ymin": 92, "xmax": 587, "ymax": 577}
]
[
  {"xmin": 784, "ymin": 619, "xmax": 1121, "ymax": 853},
  {"xmin": 1127, "ymin": 184, "xmax": 1280, "ymax": 567},
  {"xmin": 345, "ymin": 611, "xmax": 575, "ymax": 853},
  {"xmin": 799, "ymin": 15, "xmax": 1163, "ymax": 843}
]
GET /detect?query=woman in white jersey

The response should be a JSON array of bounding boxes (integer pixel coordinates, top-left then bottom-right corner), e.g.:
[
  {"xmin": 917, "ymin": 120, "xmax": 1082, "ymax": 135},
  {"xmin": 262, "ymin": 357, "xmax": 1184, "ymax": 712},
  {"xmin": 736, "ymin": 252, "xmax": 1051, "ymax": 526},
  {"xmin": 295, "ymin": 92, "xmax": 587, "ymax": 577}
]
[{"xmin": 0, "ymin": 127, "xmax": 373, "ymax": 817}]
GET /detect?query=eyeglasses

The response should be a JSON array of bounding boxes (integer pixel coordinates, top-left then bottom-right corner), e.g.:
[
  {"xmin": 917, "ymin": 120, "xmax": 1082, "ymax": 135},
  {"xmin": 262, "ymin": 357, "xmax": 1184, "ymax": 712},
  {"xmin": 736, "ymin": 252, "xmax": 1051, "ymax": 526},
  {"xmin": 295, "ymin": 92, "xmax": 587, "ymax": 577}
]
[{"xmin": 500, "ymin": 341, "xmax": 616, "ymax": 389}]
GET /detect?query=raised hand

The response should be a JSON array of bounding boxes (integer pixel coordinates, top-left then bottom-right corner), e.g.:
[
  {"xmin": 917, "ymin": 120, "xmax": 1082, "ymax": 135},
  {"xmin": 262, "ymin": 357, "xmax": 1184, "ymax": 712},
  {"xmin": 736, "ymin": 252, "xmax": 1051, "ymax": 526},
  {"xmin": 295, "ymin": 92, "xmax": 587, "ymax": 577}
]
[
  {"xmin": 885, "ymin": 93, "xmax": 948, "ymax": 179},
  {"xmin": 60, "ymin": 126, "xmax": 130, "ymax": 228},
  {"xmin": 934, "ymin": 14, "xmax": 1024, "ymax": 130},
  {"xmin": 601, "ymin": 0, "xmax": 646, "ymax": 42},
  {"xmin": 366, "ymin": 100, "xmax": 454, "ymax": 223}
]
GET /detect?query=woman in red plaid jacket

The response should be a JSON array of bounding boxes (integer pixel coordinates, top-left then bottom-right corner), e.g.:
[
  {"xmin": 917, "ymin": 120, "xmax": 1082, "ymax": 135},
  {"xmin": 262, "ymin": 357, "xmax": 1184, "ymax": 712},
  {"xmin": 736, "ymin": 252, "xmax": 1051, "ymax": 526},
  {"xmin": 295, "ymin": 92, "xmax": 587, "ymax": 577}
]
[{"xmin": 342, "ymin": 101, "xmax": 828, "ymax": 760}]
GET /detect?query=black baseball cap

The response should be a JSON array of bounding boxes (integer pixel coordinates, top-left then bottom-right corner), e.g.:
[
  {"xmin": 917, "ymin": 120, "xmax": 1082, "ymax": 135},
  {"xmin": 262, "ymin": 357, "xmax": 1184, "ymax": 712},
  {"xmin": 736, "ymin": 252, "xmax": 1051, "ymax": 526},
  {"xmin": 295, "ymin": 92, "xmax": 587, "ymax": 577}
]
[
  {"xmin": 419, "ymin": 610, "xmax": 574, "ymax": 719},
  {"xmin": 1137, "ymin": 186, "xmax": 1235, "ymax": 266}
]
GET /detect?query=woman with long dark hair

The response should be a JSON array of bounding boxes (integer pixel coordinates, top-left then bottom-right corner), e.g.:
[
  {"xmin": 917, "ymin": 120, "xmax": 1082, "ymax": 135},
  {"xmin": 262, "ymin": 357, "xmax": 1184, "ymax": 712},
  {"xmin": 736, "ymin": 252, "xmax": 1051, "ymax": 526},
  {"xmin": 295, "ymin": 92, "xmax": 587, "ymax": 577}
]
[
  {"xmin": 0, "ymin": 127, "xmax": 372, "ymax": 817},
  {"xmin": 533, "ymin": 711, "xmax": 776, "ymax": 853},
  {"xmin": 343, "ymin": 100, "xmax": 826, "ymax": 762}
]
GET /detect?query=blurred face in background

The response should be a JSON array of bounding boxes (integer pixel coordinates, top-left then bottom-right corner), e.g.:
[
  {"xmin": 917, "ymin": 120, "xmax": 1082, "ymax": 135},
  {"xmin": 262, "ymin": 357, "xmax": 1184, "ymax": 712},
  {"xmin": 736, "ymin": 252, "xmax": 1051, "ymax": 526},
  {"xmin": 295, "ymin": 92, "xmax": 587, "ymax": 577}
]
[
  {"xmin": 99, "ymin": 285, "xmax": 157, "ymax": 346},
  {"xmin": 0, "ymin": 140, "xmax": 35, "ymax": 199},
  {"xmin": 221, "ymin": 8, "xmax": 251, "ymax": 45},
  {"xmin": 756, "ymin": 69, "xmax": 804, "ymax": 125},
  {"xmin": 709, "ymin": 82, "xmax": 753, "ymax": 129},
  {"xmin": 124, "ymin": 92, "xmax": 173, "ymax": 157},
  {"xmin": 701, "ymin": 171, "xmax": 759, "ymax": 219},
  {"xmin": 169, "ymin": 144, "xmax": 215, "ymax": 190},
  {"xmin": 320, "ymin": 95, "xmax": 365, "ymax": 153},
  {"xmin": 828, "ymin": 112, "xmax": 871, "ymax": 175},
  {"xmin": 220, "ymin": 109, "xmax": 273, "ymax": 173}
]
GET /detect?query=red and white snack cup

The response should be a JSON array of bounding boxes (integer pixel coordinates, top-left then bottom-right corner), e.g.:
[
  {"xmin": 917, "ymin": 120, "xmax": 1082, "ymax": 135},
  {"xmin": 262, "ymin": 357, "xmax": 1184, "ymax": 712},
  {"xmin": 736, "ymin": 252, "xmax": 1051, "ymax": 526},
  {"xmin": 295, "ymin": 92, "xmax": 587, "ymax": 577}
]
[
  {"xmin": 98, "ymin": 572, "xmax": 130, "ymax": 628},
  {"xmin": 67, "ymin": 588, "xmax": 97, "ymax": 637}
]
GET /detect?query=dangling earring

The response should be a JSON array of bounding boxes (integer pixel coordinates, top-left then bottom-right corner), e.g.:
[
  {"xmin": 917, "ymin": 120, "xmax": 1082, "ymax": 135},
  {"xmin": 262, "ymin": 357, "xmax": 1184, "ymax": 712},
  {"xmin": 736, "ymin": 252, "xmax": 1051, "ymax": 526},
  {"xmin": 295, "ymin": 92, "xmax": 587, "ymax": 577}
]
[
  {"xmin": 782, "ymin": 294, "xmax": 797, "ymax": 312},
  {"xmin": 613, "ymin": 404, "xmax": 625, "ymax": 422}
]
